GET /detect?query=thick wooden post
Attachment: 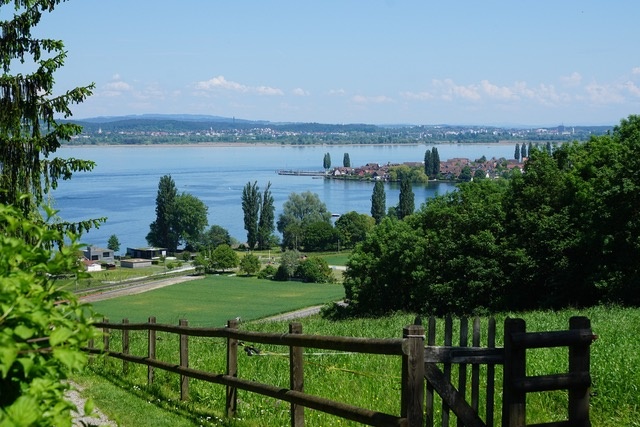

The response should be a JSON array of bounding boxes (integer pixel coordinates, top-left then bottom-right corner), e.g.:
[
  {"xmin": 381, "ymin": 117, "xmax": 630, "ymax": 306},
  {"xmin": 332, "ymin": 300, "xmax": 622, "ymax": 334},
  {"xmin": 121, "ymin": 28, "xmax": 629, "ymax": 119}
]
[
  {"xmin": 486, "ymin": 317, "xmax": 496, "ymax": 427},
  {"xmin": 568, "ymin": 316, "xmax": 592, "ymax": 427},
  {"xmin": 289, "ymin": 322, "xmax": 304, "ymax": 427},
  {"xmin": 122, "ymin": 318, "xmax": 130, "ymax": 374},
  {"xmin": 148, "ymin": 316, "xmax": 156, "ymax": 386},
  {"xmin": 226, "ymin": 319, "xmax": 239, "ymax": 418},
  {"xmin": 402, "ymin": 318, "xmax": 425, "ymax": 426},
  {"xmin": 179, "ymin": 319, "xmax": 189, "ymax": 401},
  {"xmin": 503, "ymin": 318, "xmax": 526, "ymax": 427}
]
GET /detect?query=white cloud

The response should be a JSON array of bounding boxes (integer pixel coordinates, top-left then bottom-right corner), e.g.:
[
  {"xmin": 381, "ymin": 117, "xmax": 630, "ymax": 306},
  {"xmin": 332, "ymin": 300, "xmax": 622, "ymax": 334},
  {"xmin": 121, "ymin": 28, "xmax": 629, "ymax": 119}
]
[
  {"xmin": 624, "ymin": 81, "xmax": 640, "ymax": 97},
  {"xmin": 561, "ymin": 72, "xmax": 582, "ymax": 86},
  {"xmin": 328, "ymin": 89, "xmax": 346, "ymax": 96},
  {"xmin": 480, "ymin": 80, "xmax": 515, "ymax": 100},
  {"xmin": 585, "ymin": 82, "xmax": 624, "ymax": 104},
  {"xmin": 292, "ymin": 88, "xmax": 310, "ymax": 96},
  {"xmin": 195, "ymin": 75, "xmax": 283, "ymax": 96},
  {"xmin": 400, "ymin": 90, "xmax": 433, "ymax": 100},
  {"xmin": 632, "ymin": 67, "xmax": 640, "ymax": 75}
]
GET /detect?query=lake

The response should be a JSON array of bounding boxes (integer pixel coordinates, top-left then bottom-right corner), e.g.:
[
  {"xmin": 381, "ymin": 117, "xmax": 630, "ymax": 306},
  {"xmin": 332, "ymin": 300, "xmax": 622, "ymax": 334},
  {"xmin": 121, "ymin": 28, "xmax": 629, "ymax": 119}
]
[{"xmin": 52, "ymin": 143, "xmax": 516, "ymax": 251}]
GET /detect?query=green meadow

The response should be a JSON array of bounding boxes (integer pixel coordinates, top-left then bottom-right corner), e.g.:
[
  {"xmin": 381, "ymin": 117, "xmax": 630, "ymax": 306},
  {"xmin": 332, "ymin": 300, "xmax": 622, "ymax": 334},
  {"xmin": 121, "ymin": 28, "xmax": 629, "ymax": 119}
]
[{"xmin": 89, "ymin": 275, "xmax": 345, "ymax": 326}]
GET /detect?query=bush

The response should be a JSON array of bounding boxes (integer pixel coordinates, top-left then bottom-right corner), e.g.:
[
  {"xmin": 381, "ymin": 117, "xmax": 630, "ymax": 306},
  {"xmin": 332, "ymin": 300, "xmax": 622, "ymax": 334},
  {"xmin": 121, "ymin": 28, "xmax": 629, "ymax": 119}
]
[
  {"xmin": 257, "ymin": 264, "xmax": 277, "ymax": 280},
  {"xmin": 296, "ymin": 256, "xmax": 335, "ymax": 283}
]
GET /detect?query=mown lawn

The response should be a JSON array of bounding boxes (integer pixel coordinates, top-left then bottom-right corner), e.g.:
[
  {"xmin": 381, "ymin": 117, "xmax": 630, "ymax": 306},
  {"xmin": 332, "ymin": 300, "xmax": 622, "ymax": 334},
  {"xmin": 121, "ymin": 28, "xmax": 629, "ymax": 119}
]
[{"xmin": 89, "ymin": 275, "xmax": 345, "ymax": 326}]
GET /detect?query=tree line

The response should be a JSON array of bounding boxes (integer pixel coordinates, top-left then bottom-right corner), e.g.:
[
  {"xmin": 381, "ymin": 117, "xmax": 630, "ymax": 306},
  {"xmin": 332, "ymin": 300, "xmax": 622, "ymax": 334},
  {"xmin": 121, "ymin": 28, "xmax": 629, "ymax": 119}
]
[{"xmin": 339, "ymin": 116, "xmax": 640, "ymax": 317}]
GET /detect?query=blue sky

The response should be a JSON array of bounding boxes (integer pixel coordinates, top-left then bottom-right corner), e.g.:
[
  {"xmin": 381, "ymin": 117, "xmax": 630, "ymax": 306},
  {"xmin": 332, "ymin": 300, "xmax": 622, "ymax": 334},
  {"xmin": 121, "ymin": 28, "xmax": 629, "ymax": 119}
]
[{"xmin": 26, "ymin": 0, "xmax": 640, "ymax": 126}]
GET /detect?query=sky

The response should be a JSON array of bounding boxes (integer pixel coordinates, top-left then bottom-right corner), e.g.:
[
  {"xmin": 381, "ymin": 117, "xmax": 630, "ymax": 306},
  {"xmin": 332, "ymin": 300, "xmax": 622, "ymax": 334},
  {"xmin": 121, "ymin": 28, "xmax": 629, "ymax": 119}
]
[{"xmin": 17, "ymin": 0, "xmax": 640, "ymax": 126}]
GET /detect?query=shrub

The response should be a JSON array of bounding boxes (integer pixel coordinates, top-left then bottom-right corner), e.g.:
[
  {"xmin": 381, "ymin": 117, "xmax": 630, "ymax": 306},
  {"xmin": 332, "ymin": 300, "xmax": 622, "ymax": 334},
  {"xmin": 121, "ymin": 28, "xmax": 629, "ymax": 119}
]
[
  {"xmin": 257, "ymin": 264, "xmax": 277, "ymax": 280},
  {"xmin": 296, "ymin": 256, "xmax": 335, "ymax": 283}
]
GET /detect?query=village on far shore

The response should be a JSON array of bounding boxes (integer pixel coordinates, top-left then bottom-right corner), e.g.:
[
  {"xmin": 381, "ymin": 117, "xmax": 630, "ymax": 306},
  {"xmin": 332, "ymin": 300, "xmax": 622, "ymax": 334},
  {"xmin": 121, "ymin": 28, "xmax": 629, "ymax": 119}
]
[{"xmin": 279, "ymin": 155, "xmax": 526, "ymax": 182}]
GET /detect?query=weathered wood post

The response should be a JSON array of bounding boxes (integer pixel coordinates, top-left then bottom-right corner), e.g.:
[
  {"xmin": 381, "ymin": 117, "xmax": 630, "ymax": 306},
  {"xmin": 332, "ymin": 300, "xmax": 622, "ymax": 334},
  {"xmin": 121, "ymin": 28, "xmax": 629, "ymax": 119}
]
[
  {"xmin": 458, "ymin": 317, "xmax": 469, "ymax": 427},
  {"xmin": 568, "ymin": 316, "xmax": 592, "ymax": 427},
  {"xmin": 425, "ymin": 316, "xmax": 436, "ymax": 427},
  {"xmin": 122, "ymin": 318, "xmax": 129, "ymax": 374},
  {"xmin": 486, "ymin": 317, "xmax": 497, "ymax": 427},
  {"xmin": 442, "ymin": 315, "xmax": 453, "ymax": 426},
  {"xmin": 502, "ymin": 318, "xmax": 526, "ymax": 427},
  {"xmin": 289, "ymin": 322, "xmax": 304, "ymax": 427},
  {"xmin": 226, "ymin": 318, "xmax": 239, "ymax": 418},
  {"xmin": 148, "ymin": 316, "xmax": 156, "ymax": 386},
  {"xmin": 179, "ymin": 319, "xmax": 189, "ymax": 401},
  {"xmin": 103, "ymin": 317, "xmax": 110, "ymax": 367},
  {"xmin": 401, "ymin": 317, "xmax": 425, "ymax": 426}
]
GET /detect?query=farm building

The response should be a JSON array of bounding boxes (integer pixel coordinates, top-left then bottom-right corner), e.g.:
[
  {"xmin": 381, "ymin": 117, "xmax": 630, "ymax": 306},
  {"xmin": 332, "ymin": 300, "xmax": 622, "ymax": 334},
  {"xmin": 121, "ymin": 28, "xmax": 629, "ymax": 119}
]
[
  {"xmin": 120, "ymin": 258, "xmax": 153, "ymax": 269},
  {"xmin": 83, "ymin": 246, "xmax": 115, "ymax": 263}
]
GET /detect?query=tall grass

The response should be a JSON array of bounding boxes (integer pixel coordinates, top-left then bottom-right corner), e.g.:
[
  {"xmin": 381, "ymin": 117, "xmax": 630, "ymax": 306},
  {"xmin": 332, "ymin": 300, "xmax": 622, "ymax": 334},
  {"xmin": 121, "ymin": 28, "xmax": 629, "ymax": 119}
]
[{"xmin": 80, "ymin": 306, "xmax": 639, "ymax": 426}]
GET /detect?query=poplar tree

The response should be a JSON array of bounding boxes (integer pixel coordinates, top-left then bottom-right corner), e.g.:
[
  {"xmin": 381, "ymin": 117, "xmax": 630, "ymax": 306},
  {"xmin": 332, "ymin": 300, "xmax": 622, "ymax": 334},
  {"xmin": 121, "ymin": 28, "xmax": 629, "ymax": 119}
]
[
  {"xmin": 424, "ymin": 149, "xmax": 432, "ymax": 177},
  {"xmin": 520, "ymin": 142, "xmax": 527, "ymax": 160},
  {"xmin": 371, "ymin": 180, "xmax": 386, "ymax": 224},
  {"xmin": 431, "ymin": 147, "xmax": 440, "ymax": 177},
  {"xmin": 323, "ymin": 152, "xmax": 331, "ymax": 170},
  {"xmin": 514, "ymin": 143, "xmax": 521, "ymax": 161},
  {"xmin": 257, "ymin": 181, "xmax": 276, "ymax": 250},
  {"xmin": 343, "ymin": 152, "xmax": 351, "ymax": 167},
  {"xmin": 398, "ymin": 179, "xmax": 415, "ymax": 220},
  {"xmin": 242, "ymin": 181, "xmax": 261, "ymax": 249}
]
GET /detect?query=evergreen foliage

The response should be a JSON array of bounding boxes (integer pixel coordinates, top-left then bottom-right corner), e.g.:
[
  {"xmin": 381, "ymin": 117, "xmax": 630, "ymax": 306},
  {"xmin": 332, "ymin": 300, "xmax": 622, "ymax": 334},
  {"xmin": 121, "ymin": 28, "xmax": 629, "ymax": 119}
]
[
  {"xmin": 514, "ymin": 143, "xmax": 521, "ymax": 161},
  {"xmin": 107, "ymin": 234, "xmax": 120, "ymax": 253},
  {"xmin": 343, "ymin": 152, "xmax": 351, "ymax": 167}
]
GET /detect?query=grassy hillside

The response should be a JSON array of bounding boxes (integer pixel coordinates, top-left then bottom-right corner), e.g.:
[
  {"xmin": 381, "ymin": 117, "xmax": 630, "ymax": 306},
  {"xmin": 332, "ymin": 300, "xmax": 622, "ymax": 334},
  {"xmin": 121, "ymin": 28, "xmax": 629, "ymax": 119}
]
[{"xmin": 77, "ymin": 305, "xmax": 638, "ymax": 426}]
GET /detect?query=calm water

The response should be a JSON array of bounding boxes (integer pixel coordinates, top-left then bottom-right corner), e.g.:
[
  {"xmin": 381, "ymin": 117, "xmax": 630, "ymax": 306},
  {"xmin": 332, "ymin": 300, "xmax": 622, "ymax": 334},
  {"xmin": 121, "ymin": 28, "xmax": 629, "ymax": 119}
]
[{"xmin": 51, "ymin": 143, "xmax": 515, "ymax": 251}]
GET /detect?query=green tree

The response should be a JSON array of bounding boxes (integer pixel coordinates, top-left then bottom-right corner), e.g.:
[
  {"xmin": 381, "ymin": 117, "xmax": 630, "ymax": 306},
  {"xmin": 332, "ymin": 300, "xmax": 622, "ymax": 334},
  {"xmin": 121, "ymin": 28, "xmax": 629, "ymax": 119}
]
[
  {"xmin": 296, "ymin": 257, "xmax": 334, "ymax": 283},
  {"xmin": 147, "ymin": 175, "xmax": 179, "ymax": 251},
  {"xmin": 277, "ymin": 249, "xmax": 301, "ymax": 280},
  {"xmin": 0, "ymin": 0, "xmax": 96, "ymax": 219},
  {"xmin": 397, "ymin": 179, "xmax": 415, "ymax": 220},
  {"xmin": 210, "ymin": 244, "xmax": 238, "ymax": 272},
  {"xmin": 473, "ymin": 169, "xmax": 486, "ymax": 180},
  {"xmin": 371, "ymin": 181, "xmax": 386, "ymax": 224},
  {"xmin": 107, "ymin": 234, "xmax": 120, "ymax": 253},
  {"xmin": 431, "ymin": 147, "xmax": 440, "ymax": 177},
  {"xmin": 277, "ymin": 192, "xmax": 331, "ymax": 249},
  {"xmin": 242, "ymin": 181, "xmax": 261, "ymax": 249},
  {"xmin": 303, "ymin": 221, "xmax": 338, "ymax": 252},
  {"xmin": 514, "ymin": 143, "xmax": 521, "ymax": 162},
  {"xmin": 335, "ymin": 211, "xmax": 375, "ymax": 248},
  {"xmin": 0, "ymin": 204, "xmax": 97, "ymax": 426},
  {"xmin": 239, "ymin": 253, "xmax": 261, "ymax": 276},
  {"xmin": 343, "ymin": 152, "xmax": 351, "ymax": 167},
  {"xmin": 257, "ymin": 181, "xmax": 276, "ymax": 250},
  {"xmin": 520, "ymin": 142, "xmax": 527, "ymax": 159},
  {"xmin": 424, "ymin": 149, "xmax": 432, "ymax": 176},
  {"xmin": 458, "ymin": 165, "xmax": 472, "ymax": 182},
  {"xmin": 198, "ymin": 224, "xmax": 232, "ymax": 250},
  {"xmin": 323, "ymin": 152, "xmax": 331, "ymax": 170},
  {"xmin": 174, "ymin": 192, "xmax": 208, "ymax": 251}
]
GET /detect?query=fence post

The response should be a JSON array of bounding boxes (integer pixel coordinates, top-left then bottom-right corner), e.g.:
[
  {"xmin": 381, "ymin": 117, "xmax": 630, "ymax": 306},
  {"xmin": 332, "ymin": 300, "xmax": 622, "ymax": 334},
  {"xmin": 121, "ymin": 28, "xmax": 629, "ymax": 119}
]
[
  {"xmin": 289, "ymin": 322, "xmax": 304, "ymax": 427},
  {"xmin": 122, "ymin": 318, "xmax": 129, "ymax": 374},
  {"xmin": 179, "ymin": 319, "xmax": 189, "ymax": 401},
  {"xmin": 103, "ymin": 317, "xmax": 110, "ymax": 368},
  {"xmin": 148, "ymin": 316, "xmax": 156, "ymax": 386},
  {"xmin": 503, "ymin": 318, "xmax": 526, "ymax": 427},
  {"xmin": 87, "ymin": 338, "xmax": 94, "ymax": 365},
  {"xmin": 226, "ymin": 319, "xmax": 239, "ymax": 418},
  {"xmin": 425, "ymin": 316, "xmax": 436, "ymax": 427},
  {"xmin": 568, "ymin": 316, "xmax": 592, "ymax": 427},
  {"xmin": 402, "ymin": 317, "xmax": 425, "ymax": 426}
]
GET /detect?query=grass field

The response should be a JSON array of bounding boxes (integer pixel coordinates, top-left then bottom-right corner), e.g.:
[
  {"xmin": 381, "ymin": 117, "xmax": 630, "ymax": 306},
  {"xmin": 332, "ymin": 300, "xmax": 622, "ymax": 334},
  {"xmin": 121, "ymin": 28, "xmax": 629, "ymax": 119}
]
[
  {"xmin": 89, "ymin": 275, "xmax": 345, "ymax": 326},
  {"xmin": 76, "ymin": 305, "xmax": 639, "ymax": 427}
]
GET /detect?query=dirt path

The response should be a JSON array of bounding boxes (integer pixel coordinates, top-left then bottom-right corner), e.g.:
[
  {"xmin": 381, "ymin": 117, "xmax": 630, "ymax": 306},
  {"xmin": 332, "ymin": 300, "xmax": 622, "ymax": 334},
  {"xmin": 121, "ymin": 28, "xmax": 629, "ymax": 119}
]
[{"xmin": 79, "ymin": 275, "xmax": 201, "ymax": 303}]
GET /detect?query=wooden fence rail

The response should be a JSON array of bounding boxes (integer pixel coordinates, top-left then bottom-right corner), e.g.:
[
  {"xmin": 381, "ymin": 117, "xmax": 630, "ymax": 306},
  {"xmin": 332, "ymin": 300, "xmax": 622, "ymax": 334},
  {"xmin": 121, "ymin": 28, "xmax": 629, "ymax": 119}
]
[{"xmin": 85, "ymin": 316, "xmax": 594, "ymax": 427}]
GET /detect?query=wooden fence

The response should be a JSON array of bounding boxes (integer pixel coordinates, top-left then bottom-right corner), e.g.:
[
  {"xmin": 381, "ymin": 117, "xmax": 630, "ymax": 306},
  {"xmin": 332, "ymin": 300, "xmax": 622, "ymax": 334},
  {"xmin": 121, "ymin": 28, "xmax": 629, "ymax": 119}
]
[{"xmin": 85, "ymin": 316, "xmax": 595, "ymax": 427}]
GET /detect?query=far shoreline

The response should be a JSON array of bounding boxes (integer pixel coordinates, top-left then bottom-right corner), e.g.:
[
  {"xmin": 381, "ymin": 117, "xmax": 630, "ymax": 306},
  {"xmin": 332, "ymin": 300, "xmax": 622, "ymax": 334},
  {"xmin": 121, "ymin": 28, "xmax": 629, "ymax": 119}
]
[{"xmin": 62, "ymin": 140, "xmax": 522, "ymax": 149}]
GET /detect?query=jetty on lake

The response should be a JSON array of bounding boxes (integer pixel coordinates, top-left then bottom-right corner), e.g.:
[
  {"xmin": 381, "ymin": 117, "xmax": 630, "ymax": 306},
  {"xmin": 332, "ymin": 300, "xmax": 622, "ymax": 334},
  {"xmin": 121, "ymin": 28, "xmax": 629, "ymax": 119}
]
[{"xmin": 276, "ymin": 170, "xmax": 327, "ymax": 176}]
